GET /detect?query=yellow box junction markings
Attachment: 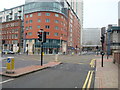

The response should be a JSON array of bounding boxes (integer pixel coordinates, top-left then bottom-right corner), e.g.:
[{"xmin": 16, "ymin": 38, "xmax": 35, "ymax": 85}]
[
  {"xmin": 82, "ymin": 70, "xmax": 94, "ymax": 90},
  {"xmin": 90, "ymin": 59, "xmax": 96, "ymax": 68}
]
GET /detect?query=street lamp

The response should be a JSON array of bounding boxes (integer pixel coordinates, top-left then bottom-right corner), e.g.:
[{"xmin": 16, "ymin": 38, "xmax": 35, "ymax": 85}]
[{"xmin": 60, "ymin": 37, "xmax": 62, "ymax": 54}]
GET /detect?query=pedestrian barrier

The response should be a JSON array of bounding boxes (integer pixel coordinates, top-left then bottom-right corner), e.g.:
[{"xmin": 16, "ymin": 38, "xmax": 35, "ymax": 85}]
[{"xmin": 6, "ymin": 57, "xmax": 15, "ymax": 74}]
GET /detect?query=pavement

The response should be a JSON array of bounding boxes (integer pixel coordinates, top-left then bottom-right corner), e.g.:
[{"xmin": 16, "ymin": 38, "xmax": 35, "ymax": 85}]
[
  {"xmin": 94, "ymin": 55, "xmax": 119, "ymax": 89},
  {"xmin": 0, "ymin": 61, "xmax": 62, "ymax": 78}
]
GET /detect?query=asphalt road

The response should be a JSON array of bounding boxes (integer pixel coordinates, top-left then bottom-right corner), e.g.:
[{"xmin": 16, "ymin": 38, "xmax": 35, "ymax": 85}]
[{"xmin": 1, "ymin": 54, "xmax": 96, "ymax": 88}]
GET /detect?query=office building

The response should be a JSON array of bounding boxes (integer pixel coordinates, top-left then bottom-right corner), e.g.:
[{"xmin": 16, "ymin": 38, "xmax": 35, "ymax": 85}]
[{"xmin": 82, "ymin": 28, "xmax": 101, "ymax": 51}]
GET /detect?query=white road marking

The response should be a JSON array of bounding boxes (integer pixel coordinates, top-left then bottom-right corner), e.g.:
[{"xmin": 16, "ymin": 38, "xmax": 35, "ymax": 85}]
[
  {"xmin": 0, "ymin": 79, "xmax": 14, "ymax": 84},
  {"xmin": 0, "ymin": 67, "xmax": 6, "ymax": 69}
]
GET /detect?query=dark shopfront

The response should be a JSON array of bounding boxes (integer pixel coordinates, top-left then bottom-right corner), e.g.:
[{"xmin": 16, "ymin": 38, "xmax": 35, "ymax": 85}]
[{"xmin": 34, "ymin": 39, "xmax": 60, "ymax": 54}]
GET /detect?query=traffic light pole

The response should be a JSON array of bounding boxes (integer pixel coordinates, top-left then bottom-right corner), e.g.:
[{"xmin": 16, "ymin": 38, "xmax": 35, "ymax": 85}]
[
  {"xmin": 101, "ymin": 34, "xmax": 105, "ymax": 67},
  {"xmin": 41, "ymin": 42, "xmax": 43, "ymax": 66},
  {"xmin": 38, "ymin": 30, "xmax": 46, "ymax": 66},
  {"xmin": 101, "ymin": 42, "xmax": 104, "ymax": 67}
]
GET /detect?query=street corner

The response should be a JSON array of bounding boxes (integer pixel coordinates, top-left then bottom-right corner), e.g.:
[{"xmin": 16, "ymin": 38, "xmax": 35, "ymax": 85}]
[{"xmin": 45, "ymin": 61, "xmax": 63, "ymax": 67}]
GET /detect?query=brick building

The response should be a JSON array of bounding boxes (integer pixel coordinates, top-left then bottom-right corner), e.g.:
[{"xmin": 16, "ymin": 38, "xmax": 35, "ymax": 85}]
[
  {"xmin": 0, "ymin": 5, "xmax": 24, "ymax": 52},
  {"xmin": 0, "ymin": 0, "xmax": 83, "ymax": 54},
  {"xmin": 1, "ymin": 20, "xmax": 22, "ymax": 52},
  {"xmin": 24, "ymin": 1, "xmax": 82, "ymax": 54}
]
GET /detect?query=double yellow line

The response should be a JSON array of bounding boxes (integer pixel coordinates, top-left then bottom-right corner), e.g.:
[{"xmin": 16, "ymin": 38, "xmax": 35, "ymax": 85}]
[
  {"xmin": 82, "ymin": 70, "xmax": 94, "ymax": 90},
  {"xmin": 90, "ymin": 59, "xmax": 96, "ymax": 68}
]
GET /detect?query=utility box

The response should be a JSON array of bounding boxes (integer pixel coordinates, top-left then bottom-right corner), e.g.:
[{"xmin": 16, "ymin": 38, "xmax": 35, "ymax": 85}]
[
  {"xmin": 6, "ymin": 57, "xmax": 15, "ymax": 74},
  {"xmin": 113, "ymin": 50, "xmax": 120, "ymax": 65}
]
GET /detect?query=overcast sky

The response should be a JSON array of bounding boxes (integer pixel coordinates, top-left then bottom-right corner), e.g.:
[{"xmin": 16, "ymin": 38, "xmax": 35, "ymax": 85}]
[{"xmin": 0, "ymin": 0, "xmax": 119, "ymax": 28}]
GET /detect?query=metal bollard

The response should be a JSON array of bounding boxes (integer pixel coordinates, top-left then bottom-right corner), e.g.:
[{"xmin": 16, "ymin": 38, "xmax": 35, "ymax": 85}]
[{"xmin": 6, "ymin": 57, "xmax": 15, "ymax": 74}]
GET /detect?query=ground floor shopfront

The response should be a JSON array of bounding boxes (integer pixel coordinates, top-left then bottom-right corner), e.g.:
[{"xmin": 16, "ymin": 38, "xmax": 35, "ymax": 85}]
[{"xmin": 24, "ymin": 39, "xmax": 67, "ymax": 55}]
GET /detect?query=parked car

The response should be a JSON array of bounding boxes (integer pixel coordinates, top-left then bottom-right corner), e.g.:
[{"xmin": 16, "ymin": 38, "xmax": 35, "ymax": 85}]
[{"xmin": 2, "ymin": 50, "xmax": 14, "ymax": 54}]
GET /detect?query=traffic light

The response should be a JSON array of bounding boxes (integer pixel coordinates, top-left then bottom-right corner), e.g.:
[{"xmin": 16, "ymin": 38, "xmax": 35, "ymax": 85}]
[
  {"xmin": 96, "ymin": 46, "xmax": 98, "ymax": 49},
  {"xmin": 38, "ymin": 31, "xmax": 43, "ymax": 42},
  {"xmin": 43, "ymin": 32, "xmax": 46, "ymax": 43},
  {"xmin": 100, "ymin": 34, "xmax": 105, "ymax": 43},
  {"xmin": 2, "ymin": 40, "xmax": 5, "ymax": 44},
  {"xmin": 37, "ymin": 31, "xmax": 46, "ymax": 42},
  {"xmin": 17, "ymin": 43, "xmax": 19, "ymax": 46}
]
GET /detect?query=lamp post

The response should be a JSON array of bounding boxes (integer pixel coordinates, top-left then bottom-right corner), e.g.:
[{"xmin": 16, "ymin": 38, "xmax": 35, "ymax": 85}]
[
  {"xmin": 60, "ymin": 37, "xmax": 62, "ymax": 54},
  {"xmin": 23, "ymin": 32, "xmax": 27, "ymax": 53}
]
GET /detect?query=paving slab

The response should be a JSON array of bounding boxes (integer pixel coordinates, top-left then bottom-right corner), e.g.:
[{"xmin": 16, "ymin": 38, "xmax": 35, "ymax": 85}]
[
  {"xmin": 0, "ymin": 61, "xmax": 62, "ymax": 78},
  {"xmin": 94, "ymin": 57, "xmax": 119, "ymax": 89}
]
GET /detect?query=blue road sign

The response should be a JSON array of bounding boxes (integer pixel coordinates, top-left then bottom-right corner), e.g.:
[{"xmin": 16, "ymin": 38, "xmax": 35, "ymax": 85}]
[{"xmin": 7, "ymin": 58, "xmax": 11, "ymax": 63}]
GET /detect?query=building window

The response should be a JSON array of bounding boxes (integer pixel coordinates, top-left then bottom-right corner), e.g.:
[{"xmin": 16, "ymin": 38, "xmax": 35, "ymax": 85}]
[
  {"xmin": 14, "ymin": 13, "xmax": 18, "ymax": 20},
  {"xmin": 12, "ymin": 40, "xmax": 18, "ymax": 44},
  {"xmin": 45, "ymin": 25, "xmax": 50, "ymax": 29},
  {"xmin": 46, "ymin": 32, "xmax": 50, "ymax": 35},
  {"xmin": 46, "ymin": 19, "xmax": 50, "ymax": 22},
  {"xmin": 46, "ymin": 13, "xmax": 50, "ymax": 16},
  {"xmin": 55, "ymin": 14, "xmax": 59, "ymax": 17},
  {"xmin": 29, "ymin": 20, "xmax": 33, "ymax": 23},
  {"xmin": 61, "ymin": 16, "xmax": 63, "ymax": 19},
  {"xmin": 54, "ymin": 33, "xmax": 58, "ymax": 36},
  {"xmin": 26, "ymin": 21, "xmax": 28, "ymax": 24},
  {"xmin": 6, "ymin": 15, "xmax": 9, "ymax": 21},
  {"xmin": 55, "ymin": 20, "xmax": 59, "ymax": 23},
  {"xmin": 55, "ymin": 26, "xmax": 59, "ymax": 30},
  {"xmin": 15, "ymin": 34, "xmax": 18, "ymax": 39},
  {"xmin": 38, "ymin": 19, "xmax": 41, "ymax": 22},
  {"xmin": 29, "ymin": 26, "xmax": 32, "ymax": 29},
  {"xmin": 37, "ymin": 25, "xmax": 40, "ymax": 28},
  {"xmin": 28, "ymin": 32, "xmax": 32, "ymax": 36},
  {"xmin": 30, "ymin": 14, "xmax": 33, "ymax": 17},
  {"xmin": 26, "ymin": 27, "xmax": 29, "ymax": 30},
  {"xmin": 26, "ymin": 15, "xmax": 28, "ymax": 18},
  {"xmin": 38, "ymin": 13, "xmax": 41, "ymax": 16}
]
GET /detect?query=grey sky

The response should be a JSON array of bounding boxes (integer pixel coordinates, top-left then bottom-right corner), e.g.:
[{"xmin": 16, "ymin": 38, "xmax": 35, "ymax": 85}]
[
  {"xmin": 84, "ymin": 0, "xmax": 120, "ymax": 28},
  {"xmin": 0, "ymin": 0, "xmax": 119, "ymax": 28}
]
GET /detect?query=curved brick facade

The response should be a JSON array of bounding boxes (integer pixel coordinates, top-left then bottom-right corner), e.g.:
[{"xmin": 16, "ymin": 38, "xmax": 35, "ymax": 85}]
[{"xmin": 24, "ymin": 11, "xmax": 68, "ymax": 41}]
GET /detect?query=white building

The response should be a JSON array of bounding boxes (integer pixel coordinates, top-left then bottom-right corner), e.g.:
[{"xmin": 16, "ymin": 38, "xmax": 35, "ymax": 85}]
[
  {"xmin": 0, "ymin": 5, "xmax": 24, "ymax": 22},
  {"xmin": 82, "ymin": 28, "xmax": 101, "ymax": 50}
]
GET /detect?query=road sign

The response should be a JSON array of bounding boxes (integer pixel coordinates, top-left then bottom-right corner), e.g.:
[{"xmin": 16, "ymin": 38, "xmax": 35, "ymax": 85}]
[{"xmin": 7, "ymin": 58, "xmax": 11, "ymax": 63}]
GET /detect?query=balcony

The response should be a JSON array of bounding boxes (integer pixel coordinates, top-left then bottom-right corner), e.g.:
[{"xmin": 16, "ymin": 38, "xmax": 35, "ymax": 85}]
[
  {"xmin": 18, "ymin": 8, "xmax": 22, "ymax": 12},
  {"xmin": 9, "ymin": 15, "xmax": 12, "ymax": 19},
  {"xmin": 9, "ymin": 10, "xmax": 12, "ymax": 15},
  {"xmin": 18, "ymin": 13, "xmax": 22, "ymax": 19}
]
